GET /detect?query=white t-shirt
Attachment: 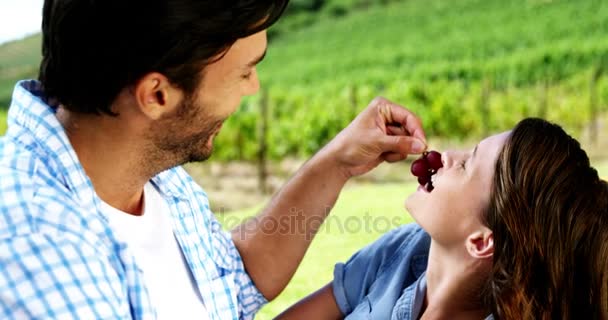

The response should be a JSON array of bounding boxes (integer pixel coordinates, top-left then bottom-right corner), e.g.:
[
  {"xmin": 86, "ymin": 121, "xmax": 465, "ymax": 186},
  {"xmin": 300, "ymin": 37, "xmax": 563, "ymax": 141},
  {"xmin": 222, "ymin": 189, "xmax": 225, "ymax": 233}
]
[{"xmin": 101, "ymin": 182, "xmax": 210, "ymax": 320}]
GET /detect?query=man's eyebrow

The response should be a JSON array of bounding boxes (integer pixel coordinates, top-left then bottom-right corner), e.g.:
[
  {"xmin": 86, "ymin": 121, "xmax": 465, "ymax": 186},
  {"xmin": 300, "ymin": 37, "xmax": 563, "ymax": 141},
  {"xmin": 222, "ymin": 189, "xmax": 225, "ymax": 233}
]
[
  {"xmin": 247, "ymin": 49, "xmax": 267, "ymax": 67},
  {"xmin": 472, "ymin": 144, "xmax": 479, "ymax": 159}
]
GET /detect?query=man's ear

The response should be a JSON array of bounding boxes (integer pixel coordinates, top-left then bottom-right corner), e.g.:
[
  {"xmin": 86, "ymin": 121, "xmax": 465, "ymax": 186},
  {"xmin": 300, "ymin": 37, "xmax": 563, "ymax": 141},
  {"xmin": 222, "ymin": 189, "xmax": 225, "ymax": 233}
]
[
  {"xmin": 133, "ymin": 73, "xmax": 182, "ymax": 120},
  {"xmin": 466, "ymin": 228, "xmax": 494, "ymax": 259}
]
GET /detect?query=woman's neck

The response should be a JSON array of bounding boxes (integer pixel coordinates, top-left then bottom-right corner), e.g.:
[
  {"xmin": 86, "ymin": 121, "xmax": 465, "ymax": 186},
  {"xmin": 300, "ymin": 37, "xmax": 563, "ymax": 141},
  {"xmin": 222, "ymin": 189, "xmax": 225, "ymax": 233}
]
[{"xmin": 420, "ymin": 241, "xmax": 490, "ymax": 320}]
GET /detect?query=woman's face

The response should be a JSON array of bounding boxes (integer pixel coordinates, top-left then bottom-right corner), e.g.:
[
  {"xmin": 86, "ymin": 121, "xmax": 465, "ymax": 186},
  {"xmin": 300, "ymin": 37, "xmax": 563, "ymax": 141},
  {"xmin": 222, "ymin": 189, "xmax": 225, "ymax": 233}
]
[{"xmin": 406, "ymin": 131, "xmax": 510, "ymax": 247}]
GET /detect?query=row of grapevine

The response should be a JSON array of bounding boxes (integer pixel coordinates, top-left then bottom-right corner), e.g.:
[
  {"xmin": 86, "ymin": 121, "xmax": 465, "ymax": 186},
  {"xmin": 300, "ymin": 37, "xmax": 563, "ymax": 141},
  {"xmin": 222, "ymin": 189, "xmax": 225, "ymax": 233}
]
[
  {"xmin": 214, "ymin": 69, "xmax": 608, "ymax": 161},
  {"xmin": 210, "ymin": 0, "xmax": 608, "ymax": 161}
]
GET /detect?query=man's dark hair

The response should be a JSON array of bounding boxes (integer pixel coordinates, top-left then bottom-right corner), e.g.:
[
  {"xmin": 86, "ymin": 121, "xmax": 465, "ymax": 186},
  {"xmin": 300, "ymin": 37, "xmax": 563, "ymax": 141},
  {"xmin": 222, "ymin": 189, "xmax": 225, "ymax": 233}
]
[{"xmin": 39, "ymin": 0, "xmax": 288, "ymax": 115}]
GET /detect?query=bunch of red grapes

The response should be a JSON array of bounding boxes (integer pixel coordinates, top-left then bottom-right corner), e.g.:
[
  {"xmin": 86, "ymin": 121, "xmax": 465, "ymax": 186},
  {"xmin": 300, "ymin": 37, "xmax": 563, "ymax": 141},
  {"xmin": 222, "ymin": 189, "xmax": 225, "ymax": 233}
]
[{"xmin": 410, "ymin": 151, "xmax": 443, "ymax": 192}]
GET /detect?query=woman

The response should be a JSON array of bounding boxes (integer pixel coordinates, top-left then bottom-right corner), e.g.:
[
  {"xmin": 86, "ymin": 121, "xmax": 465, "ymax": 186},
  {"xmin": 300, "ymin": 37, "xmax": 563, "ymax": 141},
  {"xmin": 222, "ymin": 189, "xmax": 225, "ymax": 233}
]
[{"xmin": 276, "ymin": 118, "xmax": 608, "ymax": 319}]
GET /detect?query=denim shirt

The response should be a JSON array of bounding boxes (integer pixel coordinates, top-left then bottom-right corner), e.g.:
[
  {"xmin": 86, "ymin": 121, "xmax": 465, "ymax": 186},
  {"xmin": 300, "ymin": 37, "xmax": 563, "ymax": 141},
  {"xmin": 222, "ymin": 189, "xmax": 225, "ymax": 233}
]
[{"xmin": 332, "ymin": 223, "xmax": 494, "ymax": 320}]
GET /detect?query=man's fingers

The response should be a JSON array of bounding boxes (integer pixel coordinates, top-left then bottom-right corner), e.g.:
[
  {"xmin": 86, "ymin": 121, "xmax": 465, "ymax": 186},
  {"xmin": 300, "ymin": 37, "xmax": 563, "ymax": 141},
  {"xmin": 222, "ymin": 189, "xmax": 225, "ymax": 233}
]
[
  {"xmin": 387, "ymin": 124, "xmax": 407, "ymax": 136},
  {"xmin": 372, "ymin": 97, "xmax": 426, "ymax": 142},
  {"xmin": 379, "ymin": 135, "xmax": 427, "ymax": 155},
  {"xmin": 387, "ymin": 106, "xmax": 425, "ymax": 142},
  {"xmin": 383, "ymin": 152, "xmax": 408, "ymax": 163}
]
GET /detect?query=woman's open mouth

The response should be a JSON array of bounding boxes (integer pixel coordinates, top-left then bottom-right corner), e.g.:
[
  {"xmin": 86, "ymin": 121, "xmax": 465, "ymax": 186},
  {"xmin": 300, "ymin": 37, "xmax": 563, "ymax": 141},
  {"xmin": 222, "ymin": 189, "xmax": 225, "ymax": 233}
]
[{"xmin": 411, "ymin": 150, "xmax": 443, "ymax": 193}]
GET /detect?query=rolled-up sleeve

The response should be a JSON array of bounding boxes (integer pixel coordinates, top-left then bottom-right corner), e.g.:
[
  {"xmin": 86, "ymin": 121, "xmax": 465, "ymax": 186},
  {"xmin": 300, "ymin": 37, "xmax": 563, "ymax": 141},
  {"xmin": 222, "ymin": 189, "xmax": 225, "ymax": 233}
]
[
  {"xmin": 210, "ymin": 221, "xmax": 267, "ymax": 320},
  {"xmin": 332, "ymin": 224, "xmax": 423, "ymax": 315},
  {"xmin": 225, "ymin": 230, "xmax": 268, "ymax": 319}
]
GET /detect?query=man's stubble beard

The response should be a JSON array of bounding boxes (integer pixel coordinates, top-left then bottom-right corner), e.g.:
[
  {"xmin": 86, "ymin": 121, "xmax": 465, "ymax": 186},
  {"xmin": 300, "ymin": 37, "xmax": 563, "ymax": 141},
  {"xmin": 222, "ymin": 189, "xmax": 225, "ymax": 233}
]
[{"xmin": 145, "ymin": 94, "xmax": 224, "ymax": 172}]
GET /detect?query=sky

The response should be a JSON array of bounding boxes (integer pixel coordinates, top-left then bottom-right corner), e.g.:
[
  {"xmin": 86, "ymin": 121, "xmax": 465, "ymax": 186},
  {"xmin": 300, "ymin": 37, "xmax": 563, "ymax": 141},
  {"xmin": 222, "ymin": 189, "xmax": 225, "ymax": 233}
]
[{"xmin": 0, "ymin": 0, "xmax": 44, "ymax": 45}]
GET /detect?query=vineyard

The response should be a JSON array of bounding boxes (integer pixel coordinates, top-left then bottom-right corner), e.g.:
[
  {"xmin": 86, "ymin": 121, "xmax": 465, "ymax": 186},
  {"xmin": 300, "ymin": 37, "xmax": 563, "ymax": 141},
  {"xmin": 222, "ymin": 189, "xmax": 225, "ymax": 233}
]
[
  {"xmin": 1, "ymin": 0, "xmax": 607, "ymax": 161},
  {"xmin": 213, "ymin": 0, "xmax": 608, "ymax": 160}
]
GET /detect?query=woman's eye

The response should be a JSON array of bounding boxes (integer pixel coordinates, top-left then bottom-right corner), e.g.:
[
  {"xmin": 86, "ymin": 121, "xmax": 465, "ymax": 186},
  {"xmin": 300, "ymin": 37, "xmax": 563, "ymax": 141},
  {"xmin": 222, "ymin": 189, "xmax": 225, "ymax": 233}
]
[
  {"xmin": 459, "ymin": 159, "xmax": 466, "ymax": 170},
  {"xmin": 241, "ymin": 70, "xmax": 253, "ymax": 80}
]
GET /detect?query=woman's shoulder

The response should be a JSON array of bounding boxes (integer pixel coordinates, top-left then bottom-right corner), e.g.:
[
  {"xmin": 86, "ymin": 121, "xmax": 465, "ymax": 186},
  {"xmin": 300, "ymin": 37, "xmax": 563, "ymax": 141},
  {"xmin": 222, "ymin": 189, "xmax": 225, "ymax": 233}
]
[
  {"xmin": 340, "ymin": 223, "xmax": 430, "ymax": 270},
  {"xmin": 332, "ymin": 223, "xmax": 431, "ymax": 316},
  {"xmin": 374, "ymin": 223, "xmax": 430, "ymax": 273},
  {"xmin": 359, "ymin": 223, "xmax": 430, "ymax": 267},
  {"xmin": 380, "ymin": 223, "xmax": 429, "ymax": 248}
]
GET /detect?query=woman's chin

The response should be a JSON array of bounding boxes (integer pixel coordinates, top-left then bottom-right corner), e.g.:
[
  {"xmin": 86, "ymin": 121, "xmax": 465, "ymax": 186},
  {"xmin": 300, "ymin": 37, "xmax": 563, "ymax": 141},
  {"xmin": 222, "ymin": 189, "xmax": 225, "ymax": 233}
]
[
  {"xmin": 405, "ymin": 192, "xmax": 426, "ymax": 223},
  {"xmin": 404, "ymin": 196, "xmax": 415, "ymax": 215}
]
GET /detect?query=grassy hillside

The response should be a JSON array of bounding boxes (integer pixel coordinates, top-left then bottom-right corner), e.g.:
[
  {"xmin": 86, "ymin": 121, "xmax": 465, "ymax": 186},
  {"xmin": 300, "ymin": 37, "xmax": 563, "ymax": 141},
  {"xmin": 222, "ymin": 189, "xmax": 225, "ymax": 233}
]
[
  {"xmin": 0, "ymin": 111, "xmax": 6, "ymax": 135},
  {"xmin": 0, "ymin": 34, "xmax": 41, "ymax": 108},
  {"xmin": 261, "ymin": 0, "xmax": 608, "ymax": 88}
]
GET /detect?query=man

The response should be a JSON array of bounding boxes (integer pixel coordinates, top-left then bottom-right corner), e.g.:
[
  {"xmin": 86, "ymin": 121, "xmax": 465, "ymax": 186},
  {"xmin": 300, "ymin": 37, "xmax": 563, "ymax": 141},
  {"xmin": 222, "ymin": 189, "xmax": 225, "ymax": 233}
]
[{"xmin": 0, "ymin": 1, "xmax": 427, "ymax": 319}]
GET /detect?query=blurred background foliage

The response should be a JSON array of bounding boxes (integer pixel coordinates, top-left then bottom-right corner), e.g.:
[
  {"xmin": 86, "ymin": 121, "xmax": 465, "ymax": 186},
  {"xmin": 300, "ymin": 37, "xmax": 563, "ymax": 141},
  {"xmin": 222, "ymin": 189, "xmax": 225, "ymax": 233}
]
[
  {"xmin": 218, "ymin": 0, "xmax": 608, "ymax": 161},
  {"xmin": 1, "ymin": 0, "xmax": 607, "ymax": 161}
]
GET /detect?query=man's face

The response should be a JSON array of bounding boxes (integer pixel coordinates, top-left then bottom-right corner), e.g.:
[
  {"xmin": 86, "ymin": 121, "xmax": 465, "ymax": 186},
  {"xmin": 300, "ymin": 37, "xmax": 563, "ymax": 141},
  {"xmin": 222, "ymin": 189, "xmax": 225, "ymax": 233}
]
[
  {"xmin": 151, "ymin": 30, "xmax": 268, "ymax": 163},
  {"xmin": 405, "ymin": 131, "xmax": 510, "ymax": 247}
]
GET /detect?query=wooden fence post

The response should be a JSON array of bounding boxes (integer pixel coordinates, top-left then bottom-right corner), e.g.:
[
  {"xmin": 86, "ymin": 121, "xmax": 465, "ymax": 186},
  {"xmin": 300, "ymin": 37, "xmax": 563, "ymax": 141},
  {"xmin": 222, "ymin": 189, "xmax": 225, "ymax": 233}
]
[
  {"xmin": 236, "ymin": 125, "xmax": 244, "ymax": 161},
  {"xmin": 538, "ymin": 78, "xmax": 549, "ymax": 120},
  {"xmin": 349, "ymin": 85, "xmax": 358, "ymax": 121},
  {"xmin": 257, "ymin": 89, "xmax": 269, "ymax": 194},
  {"xmin": 479, "ymin": 78, "xmax": 491, "ymax": 137},
  {"xmin": 590, "ymin": 66, "xmax": 602, "ymax": 145}
]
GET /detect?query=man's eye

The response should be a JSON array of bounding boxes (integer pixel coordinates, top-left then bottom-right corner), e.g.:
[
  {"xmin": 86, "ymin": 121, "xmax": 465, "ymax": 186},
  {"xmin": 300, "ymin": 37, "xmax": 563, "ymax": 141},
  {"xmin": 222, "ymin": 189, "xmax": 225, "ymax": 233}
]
[
  {"xmin": 459, "ymin": 160, "xmax": 466, "ymax": 170},
  {"xmin": 241, "ymin": 72, "xmax": 252, "ymax": 79}
]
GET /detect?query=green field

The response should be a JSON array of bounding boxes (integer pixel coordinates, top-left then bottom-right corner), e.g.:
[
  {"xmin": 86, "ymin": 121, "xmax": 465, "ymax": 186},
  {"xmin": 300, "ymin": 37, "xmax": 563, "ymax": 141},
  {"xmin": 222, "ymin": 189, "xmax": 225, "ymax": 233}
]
[
  {"xmin": 0, "ymin": 34, "xmax": 41, "ymax": 108},
  {"xmin": 0, "ymin": 110, "xmax": 6, "ymax": 136},
  {"xmin": 262, "ymin": 0, "xmax": 608, "ymax": 87},
  {"xmin": 596, "ymin": 161, "xmax": 608, "ymax": 180}
]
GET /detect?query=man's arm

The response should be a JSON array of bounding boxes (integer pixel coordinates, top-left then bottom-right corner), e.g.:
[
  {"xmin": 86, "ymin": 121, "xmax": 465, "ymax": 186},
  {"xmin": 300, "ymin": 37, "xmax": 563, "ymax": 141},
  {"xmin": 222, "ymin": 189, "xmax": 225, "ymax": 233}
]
[
  {"xmin": 274, "ymin": 283, "xmax": 342, "ymax": 320},
  {"xmin": 231, "ymin": 97, "xmax": 427, "ymax": 300}
]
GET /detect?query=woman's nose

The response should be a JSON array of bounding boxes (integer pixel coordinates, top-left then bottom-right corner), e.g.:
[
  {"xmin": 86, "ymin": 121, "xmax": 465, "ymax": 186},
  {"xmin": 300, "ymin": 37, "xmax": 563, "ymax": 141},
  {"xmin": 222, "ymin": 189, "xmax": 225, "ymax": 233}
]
[
  {"xmin": 441, "ymin": 151, "xmax": 451, "ymax": 168},
  {"xmin": 441, "ymin": 150, "xmax": 465, "ymax": 168}
]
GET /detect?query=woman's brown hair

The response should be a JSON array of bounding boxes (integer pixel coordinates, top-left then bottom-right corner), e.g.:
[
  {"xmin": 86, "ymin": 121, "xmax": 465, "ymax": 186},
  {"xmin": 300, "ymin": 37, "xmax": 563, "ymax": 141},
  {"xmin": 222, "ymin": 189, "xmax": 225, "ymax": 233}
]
[{"xmin": 483, "ymin": 118, "xmax": 608, "ymax": 319}]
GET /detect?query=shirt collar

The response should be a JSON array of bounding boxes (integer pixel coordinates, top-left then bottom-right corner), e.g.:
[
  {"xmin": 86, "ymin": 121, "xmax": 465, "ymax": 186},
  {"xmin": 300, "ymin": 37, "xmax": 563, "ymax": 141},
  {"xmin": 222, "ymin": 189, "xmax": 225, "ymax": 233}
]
[{"xmin": 9, "ymin": 80, "xmax": 97, "ymax": 204}]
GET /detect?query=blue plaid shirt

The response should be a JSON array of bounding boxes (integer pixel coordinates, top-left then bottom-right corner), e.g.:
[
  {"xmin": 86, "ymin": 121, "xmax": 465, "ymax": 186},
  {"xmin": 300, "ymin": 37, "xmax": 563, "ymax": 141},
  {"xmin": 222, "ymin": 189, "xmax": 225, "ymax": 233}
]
[{"xmin": 0, "ymin": 80, "xmax": 267, "ymax": 319}]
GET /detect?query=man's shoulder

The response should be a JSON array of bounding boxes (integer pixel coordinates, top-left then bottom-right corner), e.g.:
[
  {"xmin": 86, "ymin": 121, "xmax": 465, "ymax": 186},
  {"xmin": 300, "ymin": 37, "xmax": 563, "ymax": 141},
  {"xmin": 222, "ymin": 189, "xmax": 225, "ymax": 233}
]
[
  {"xmin": 0, "ymin": 135, "xmax": 45, "ymax": 202},
  {"xmin": 0, "ymin": 139, "xmax": 89, "ymax": 240},
  {"xmin": 343, "ymin": 223, "xmax": 430, "ymax": 277}
]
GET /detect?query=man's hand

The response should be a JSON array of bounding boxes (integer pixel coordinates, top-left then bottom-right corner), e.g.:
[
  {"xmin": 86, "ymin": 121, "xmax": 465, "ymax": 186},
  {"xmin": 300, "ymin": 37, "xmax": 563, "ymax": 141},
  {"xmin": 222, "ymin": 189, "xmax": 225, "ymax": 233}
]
[{"xmin": 323, "ymin": 97, "xmax": 427, "ymax": 178}]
